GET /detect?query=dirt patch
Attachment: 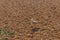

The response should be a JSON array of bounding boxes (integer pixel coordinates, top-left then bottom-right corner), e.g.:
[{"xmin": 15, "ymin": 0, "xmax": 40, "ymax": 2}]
[{"xmin": 0, "ymin": 0, "xmax": 60, "ymax": 40}]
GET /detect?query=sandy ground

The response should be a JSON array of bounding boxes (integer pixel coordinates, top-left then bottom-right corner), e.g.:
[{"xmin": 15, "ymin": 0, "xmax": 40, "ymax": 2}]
[{"xmin": 0, "ymin": 0, "xmax": 60, "ymax": 40}]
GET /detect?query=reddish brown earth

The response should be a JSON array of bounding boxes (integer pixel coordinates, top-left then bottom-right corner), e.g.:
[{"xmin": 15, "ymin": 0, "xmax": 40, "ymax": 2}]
[{"xmin": 0, "ymin": 0, "xmax": 60, "ymax": 40}]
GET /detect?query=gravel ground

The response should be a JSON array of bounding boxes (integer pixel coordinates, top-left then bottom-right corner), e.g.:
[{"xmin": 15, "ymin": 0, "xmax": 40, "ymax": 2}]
[{"xmin": 0, "ymin": 0, "xmax": 60, "ymax": 40}]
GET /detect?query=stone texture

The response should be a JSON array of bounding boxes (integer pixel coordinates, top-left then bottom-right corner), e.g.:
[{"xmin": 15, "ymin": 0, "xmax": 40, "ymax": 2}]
[{"xmin": 0, "ymin": 0, "xmax": 60, "ymax": 40}]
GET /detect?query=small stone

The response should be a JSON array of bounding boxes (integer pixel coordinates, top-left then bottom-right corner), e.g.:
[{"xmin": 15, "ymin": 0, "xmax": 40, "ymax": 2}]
[
  {"xmin": 31, "ymin": 18, "xmax": 38, "ymax": 24},
  {"xmin": 31, "ymin": 27, "xmax": 40, "ymax": 33}
]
